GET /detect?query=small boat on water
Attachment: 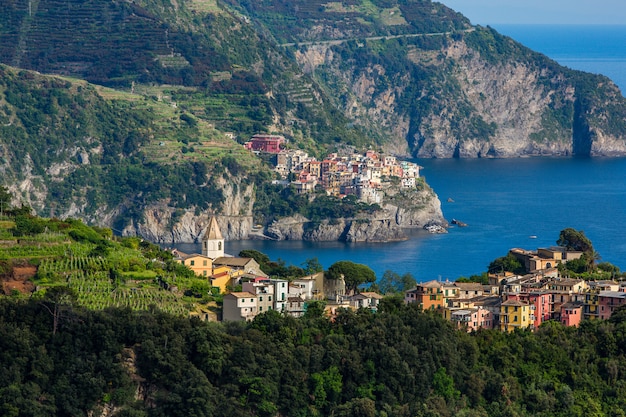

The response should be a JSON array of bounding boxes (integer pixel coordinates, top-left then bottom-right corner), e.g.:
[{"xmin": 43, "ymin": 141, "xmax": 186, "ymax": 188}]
[
  {"xmin": 529, "ymin": 235, "xmax": 537, "ymax": 239},
  {"xmin": 451, "ymin": 219, "xmax": 468, "ymax": 227},
  {"xmin": 447, "ymin": 197, "xmax": 455, "ymax": 203}
]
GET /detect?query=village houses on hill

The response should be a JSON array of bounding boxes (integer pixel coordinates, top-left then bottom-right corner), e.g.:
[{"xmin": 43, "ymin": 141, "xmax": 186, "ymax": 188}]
[
  {"xmin": 173, "ymin": 217, "xmax": 384, "ymax": 321},
  {"xmin": 175, "ymin": 215, "xmax": 626, "ymax": 330},
  {"xmin": 405, "ymin": 245, "xmax": 626, "ymax": 332},
  {"xmin": 243, "ymin": 134, "xmax": 421, "ymax": 204}
]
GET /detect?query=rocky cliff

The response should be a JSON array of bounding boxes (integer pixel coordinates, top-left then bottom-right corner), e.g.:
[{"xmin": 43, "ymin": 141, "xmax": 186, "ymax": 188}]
[
  {"xmin": 297, "ymin": 27, "xmax": 626, "ymax": 158},
  {"xmin": 264, "ymin": 184, "xmax": 445, "ymax": 243},
  {"xmin": 120, "ymin": 178, "xmax": 256, "ymax": 243}
]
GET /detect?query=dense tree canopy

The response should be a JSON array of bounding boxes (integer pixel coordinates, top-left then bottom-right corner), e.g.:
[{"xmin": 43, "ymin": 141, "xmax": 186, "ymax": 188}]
[
  {"xmin": 557, "ymin": 228, "xmax": 594, "ymax": 254},
  {"xmin": 327, "ymin": 260, "xmax": 377, "ymax": 294},
  {"xmin": 1, "ymin": 298, "xmax": 626, "ymax": 416},
  {"xmin": 379, "ymin": 270, "xmax": 417, "ymax": 294},
  {"xmin": 488, "ymin": 253, "xmax": 525, "ymax": 275}
]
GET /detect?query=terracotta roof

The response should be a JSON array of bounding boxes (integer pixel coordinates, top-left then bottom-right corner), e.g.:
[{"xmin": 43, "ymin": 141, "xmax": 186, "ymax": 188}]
[
  {"xmin": 204, "ymin": 216, "xmax": 223, "ymax": 240},
  {"xmin": 419, "ymin": 280, "xmax": 442, "ymax": 288},
  {"xmin": 226, "ymin": 292, "xmax": 256, "ymax": 298},
  {"xmin": 213, "ymin": 257, "xmax": 253, "ymax": 267},
  {"xmin": 359, "ymin": 292, "xmax": 383, "ymax": 299},
  {"xmin": 454, "ymin": 282, "xmax": 484, "ymax": 291},
  {"xmin": 178, "ymin": 253, "xmax": 210, "ymax": 261},
  {"xmin": 501, "ymin": 299, "xmax": 527, "ymax": 306},
  {"xmin": 562, "ymin": 301, "xmax": 584, "ymax": 309}
]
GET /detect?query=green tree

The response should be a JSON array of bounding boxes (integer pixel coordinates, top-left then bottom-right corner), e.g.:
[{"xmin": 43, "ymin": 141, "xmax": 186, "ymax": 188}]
[
  {"xmin": 379, "ymin": 270, "xmax": 416, "ymax": 294},
  {"xmin": 302, "ymin": 257, "xmax": 324, "ymax": 274},
  {"xmin": 38, "ymin": 286, "xmax": 77, "ymax": 335},
  {"xmin": 432, "ymin": 367, "xmax": 460, "ymax": 400},
  {"xmin": 488, "ymin": 254, "xmax": 525, "ymax": 275},
  {"xmin": 557, "ymin": 228, "xmax": 593, "ymax": 254},
  {"xmin": 327, "ymin": 261, "xmax": 376, "ymax": 294}
]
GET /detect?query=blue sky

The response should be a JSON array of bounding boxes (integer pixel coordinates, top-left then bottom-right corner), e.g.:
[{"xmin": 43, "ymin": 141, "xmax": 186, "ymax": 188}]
[{"xmin": 438, "ymin": 0, "xmax": 626, "ymax": 25}]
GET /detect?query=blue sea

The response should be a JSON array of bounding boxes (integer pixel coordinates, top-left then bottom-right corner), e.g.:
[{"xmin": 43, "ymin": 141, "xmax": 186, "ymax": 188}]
[{"xmin": 177, "ymin": 25, "xmax": 626, "ymax": 281}]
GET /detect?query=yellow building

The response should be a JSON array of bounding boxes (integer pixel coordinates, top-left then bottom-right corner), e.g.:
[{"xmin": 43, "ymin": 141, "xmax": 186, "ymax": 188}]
[
  {"xmin": 500, "ymin": 299, "xmax": 532, "ymax": 332},
  {"xmin": 209, "ymin": 264, "xmax": 250, "ymax": 294},
  {"xmin": 177, "ymin": 253, "xmax": 213, "ymax": 277}
]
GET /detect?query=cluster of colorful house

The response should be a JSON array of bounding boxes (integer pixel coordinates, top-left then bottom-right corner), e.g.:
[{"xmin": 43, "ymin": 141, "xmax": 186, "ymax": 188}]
[
  {"xmin": 175, "ymin": 217, "xmax": 625, "ymax": 329},
  {"xmin": 405, "ymin": 246, "xmax": 626, "ymax": 332},
  {"xmin": 173, "ymin": 217, "xmax": 382, "ymax": 321},
  {"xmin": 244, "ymin": 134, "xmax": 421, "ymax": 203}
]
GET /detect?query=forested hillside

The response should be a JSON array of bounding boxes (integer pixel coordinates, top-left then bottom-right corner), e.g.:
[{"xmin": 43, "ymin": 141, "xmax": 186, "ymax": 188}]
[
  {"xmin": 1, "ymin": 0, "xmax": 626, "ymax": 236},
  {"xmin": 1, "ymin": 297, "xmax": 626, "ymax": 416}
]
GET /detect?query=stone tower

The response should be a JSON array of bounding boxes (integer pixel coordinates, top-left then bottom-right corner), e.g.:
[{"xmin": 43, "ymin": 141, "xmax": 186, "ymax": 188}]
[{"xmin": 202, "ymin": 216, "xmax": 224, "ymax": 259}]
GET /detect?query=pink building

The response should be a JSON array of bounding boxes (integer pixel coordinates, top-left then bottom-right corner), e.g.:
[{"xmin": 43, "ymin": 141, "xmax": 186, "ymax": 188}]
[
  {"xmin": 449, "ymin": 307, "xmax": 494, "ymax": 332},
  {"xmin": 526, "ymin": 292, "xmax": 552, "ymax": 328},
  {"xmin": 244, "ymin": 134, "xmax": 285, "ymax": 153},
  {"xmin": 598, "ymin": 291, "xmax": 626, "ymax": 320},
  {"xmin": 506, "ymin": 292, "xmax": 550, "ymax": 328},
  {"xmin": 560, "ymin": 301, "xmax": 584, "ymax": 327}
]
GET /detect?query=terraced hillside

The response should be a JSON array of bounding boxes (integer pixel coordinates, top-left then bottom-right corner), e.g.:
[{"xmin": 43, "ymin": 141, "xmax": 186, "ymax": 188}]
[{"xmin": 0, "ymin": 214, "xmax": 213, "ymax": 316}]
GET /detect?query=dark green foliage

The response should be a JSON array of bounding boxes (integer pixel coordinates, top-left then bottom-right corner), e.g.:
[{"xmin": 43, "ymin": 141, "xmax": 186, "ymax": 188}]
[
  {"xmin": 2, "ymin": 298, "xmax": 626, "ymax": 416},
  {"xmin": 488, "ymin": 253, "xmax": 525, "ymax": 275},
  {"xmin": 252, "ymin": 184, "xmax": 381, "ymax": 226},
  {"xmin": 379, "ymin": 270, "xmax": 417, "ymax": 294},
  {"xmin": 0, "ymin": 186, "xmax": 10, "ymax": 212},
  {"xmin": 11, "ymin": 215, "xmax": 45, "ymax": 236},
  {"xmin": 327, "ymin": 260, "xmax": 376, "ymax": 293},
  {"xmin": 557, "ymin": 228, "xmax": 594, "ymax": 254},
  {"xmin": 239, "ymin": 249, "xmax": 305, "ymax": 279}
]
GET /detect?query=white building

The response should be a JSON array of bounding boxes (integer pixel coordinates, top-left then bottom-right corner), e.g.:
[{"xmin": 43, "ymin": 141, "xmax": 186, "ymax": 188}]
[{"xmin": 222, "ymin": 292, "xmax": 258, "ymax": 321}]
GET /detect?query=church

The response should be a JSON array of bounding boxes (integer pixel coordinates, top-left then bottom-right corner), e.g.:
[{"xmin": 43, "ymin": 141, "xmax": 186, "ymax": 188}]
[{"xmin": 173, "ymin": 217, "xmax": 267, "ymax": 293}]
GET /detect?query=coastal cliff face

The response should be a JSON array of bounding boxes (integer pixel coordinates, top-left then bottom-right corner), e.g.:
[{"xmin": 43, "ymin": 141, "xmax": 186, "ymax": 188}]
[
  {"xmin": 265, "ymin": 185, "xmax": 446, "ymax": 243},
  {"xmin": 297, "ymin": 28, "xmax": 626, "ymax": 158},
  {"xmin": 120, "ymin": 179, "xmax": 256, "ymax": 243}
]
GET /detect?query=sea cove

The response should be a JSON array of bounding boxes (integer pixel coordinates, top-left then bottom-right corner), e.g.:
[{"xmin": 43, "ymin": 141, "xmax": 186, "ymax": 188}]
[{"xmin": 175, "ymin": 157, "xmax": 626, "ymax": 281}]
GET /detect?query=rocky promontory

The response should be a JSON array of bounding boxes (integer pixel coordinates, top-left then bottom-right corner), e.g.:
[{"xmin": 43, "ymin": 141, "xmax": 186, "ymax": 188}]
[
  {"xmin": 261, "ymin": 184, "xmax": 446, "ymax": 243},
  {"xmin": 117, "ymin": 179, "xmax": 446, "ymax": 244}
]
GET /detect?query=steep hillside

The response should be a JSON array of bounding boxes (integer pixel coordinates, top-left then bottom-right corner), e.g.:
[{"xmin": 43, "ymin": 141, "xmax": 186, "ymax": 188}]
[
  {"xmin": 227, "ymin": 0, "xmax": 626, "ymax": 157},
  {"xmin": 1, "ymin": 0, "xmax": 626, "ymax": 241},
  {"xmin": 3, "ymin": 0, "xmax": 626, "ymax": 158},
  {"xmin": 0, "ymin": 65, "xmax": 262, "ymax": 239}
]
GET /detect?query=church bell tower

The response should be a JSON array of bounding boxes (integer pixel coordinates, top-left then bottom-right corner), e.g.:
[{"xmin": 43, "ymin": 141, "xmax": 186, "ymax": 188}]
[{"xmin": 202, "ymin": 216, "xmax": 224, "ymax": 259}]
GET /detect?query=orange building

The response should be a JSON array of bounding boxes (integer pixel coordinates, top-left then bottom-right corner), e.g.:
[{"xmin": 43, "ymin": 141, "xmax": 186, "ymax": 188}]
[{"xmin": 404, "ymin": 280, "xmax": 444, "ymax": 311}]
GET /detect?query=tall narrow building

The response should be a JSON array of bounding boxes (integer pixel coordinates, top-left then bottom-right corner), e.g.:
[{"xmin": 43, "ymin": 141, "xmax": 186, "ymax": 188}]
[{"xmin": 203, "ymin": 216, "xmax": 224, "ymax": 259}]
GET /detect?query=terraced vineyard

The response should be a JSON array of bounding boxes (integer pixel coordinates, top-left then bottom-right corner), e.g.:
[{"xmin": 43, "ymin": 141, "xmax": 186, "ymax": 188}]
[
  {"xmin": 37, "ymin": 255, "xmax": 191, "ymax": 316},
  {"xmin": 0, "ymin": 216, "xmax": 208, "ymax": 317}
]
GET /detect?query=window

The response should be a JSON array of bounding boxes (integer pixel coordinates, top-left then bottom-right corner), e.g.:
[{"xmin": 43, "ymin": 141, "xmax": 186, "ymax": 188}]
[
  {"xmin": 282, "ymin": 283, "xmax": 285, "ymax": 287},
  {"xmin": 269, "ymin": 296, "xmax": 272, "ymax": 302},
  {"xmin": 203, "ymin": 260, "xmax": 207, "ymax": 266},
  {"xmin": 218, "ymin": 242, "xmax": 222, "ymax": 250},
  {"xmin": 190, "ymin": 260, "xmax": 195, "ymax": 266},
  {"xmin": 250, "ymin": 299, "xmax": 254, "ymax": 303},
  {"xmin": 514, "ymin": 316, "xmax": 518, "ymax": 322},
  {"xmin": 514, "ymin": 306, "xmax": 518, "ymax": 312},
  {"xmin": 259, "ymin": 296, "xmax": 263, "ymax": 302},
  {"xmin": 259, "ymin": 306, "xmax": 263, "ymax": 312},
  {"xmin": 203, "ymin": 271, "xmax": 207, "ymax": 276}
]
